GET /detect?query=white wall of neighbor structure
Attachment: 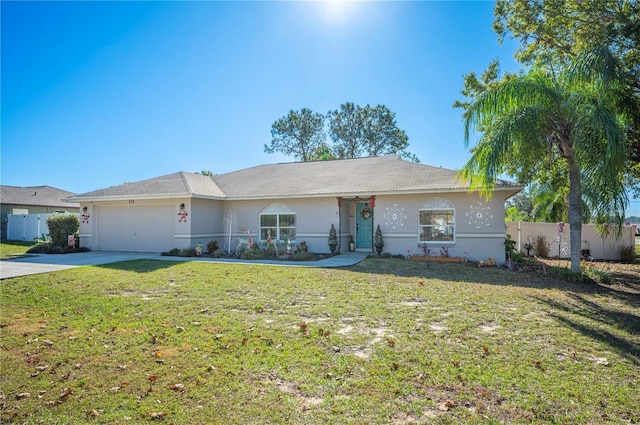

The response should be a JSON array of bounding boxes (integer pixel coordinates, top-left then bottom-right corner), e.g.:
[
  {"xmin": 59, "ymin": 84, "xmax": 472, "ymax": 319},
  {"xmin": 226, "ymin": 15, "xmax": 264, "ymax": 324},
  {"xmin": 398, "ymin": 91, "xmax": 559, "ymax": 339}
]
[
  {"xmin": 7, "ymin": 213, "xmax": 51, "ymax": 241},
  {"xmin": 506, "ymin": 221, "xmax": 636, "ymax": 260},
  {"xmin": 6, "ymin": 213, "xmax": 78, "ymax": 241}
]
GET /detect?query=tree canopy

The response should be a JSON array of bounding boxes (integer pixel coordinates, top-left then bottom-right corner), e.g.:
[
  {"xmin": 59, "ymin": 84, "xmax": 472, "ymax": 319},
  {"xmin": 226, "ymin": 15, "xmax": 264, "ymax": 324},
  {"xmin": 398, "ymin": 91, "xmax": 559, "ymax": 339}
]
[
  {"xmin": 264, "ymin": 108, "xmax": 327, "ymax": 162},
  {"xmin": 492, "ymin": 0, "xmax": 640, "ymax": 195},
  {"xmin": 266, "ymin": 103, "xmax": 419, "ymax": 162},
  {"xmin": 459, "ymin": 48, "xmax": 628, "ymax": 272}
]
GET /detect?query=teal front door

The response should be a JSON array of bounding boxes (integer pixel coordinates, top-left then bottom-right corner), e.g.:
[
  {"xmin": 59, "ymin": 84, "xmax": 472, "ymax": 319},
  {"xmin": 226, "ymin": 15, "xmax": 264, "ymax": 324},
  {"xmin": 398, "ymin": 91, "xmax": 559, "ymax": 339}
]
[{"xmin": 356, "ymin": 202, "xmax": 373, "ymax": 250}]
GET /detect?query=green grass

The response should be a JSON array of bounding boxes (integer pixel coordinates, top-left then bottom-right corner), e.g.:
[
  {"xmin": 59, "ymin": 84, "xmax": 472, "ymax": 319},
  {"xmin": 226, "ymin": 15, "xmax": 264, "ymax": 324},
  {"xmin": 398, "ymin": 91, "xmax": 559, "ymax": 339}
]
[
  {"xmin": 0, "ymin": 241, "xmax": 36, "ymax": 259},
  {"xmin": 1, "ymin": 258, "xmax": 638, "ymax": 424}
]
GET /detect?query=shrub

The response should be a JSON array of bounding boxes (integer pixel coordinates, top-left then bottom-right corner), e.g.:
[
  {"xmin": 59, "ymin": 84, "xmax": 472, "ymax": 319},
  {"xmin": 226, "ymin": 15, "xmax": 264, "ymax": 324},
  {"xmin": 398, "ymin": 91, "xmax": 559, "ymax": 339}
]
[
  {"xmin": 212, "ymin": 249, "xmax": 226, "ymax": 258},
  {"xmin": 295, "ymin": 241, "xmax": 308, "ymax": 254},
  {"xmin": 27, "ymin": 242, "xmax": 53, "ymax": 254},
  {"xmin": 179, "ymin": 248, "xmax": 197, "ymax": 257},
  {"xmin": 504, "ymin": 234, "xmax": 516, "ymax": 258},
  {"xmin": 511, "ymin": 251, "xmax": 526, "ymax": 263},
  {"xmin": 241, "ymin": 247, "xmax": 262, "ymax": 260},
  {"xmin": 620, "ymin": 246, "xmax": 635, "ymax": 262},
  {"xmin": 292, "ymin": 251, "xmax": 312, "ymax": 261},
  {"xmin": 535, "ymin": 235, "xmax": 549, "ymax": 258},
  {"xmin": 207, "ymin": 240, "xmax": 219, "ymax": 254},
  {"xmin": 26, "ymin": 242, "xmax": 88, "ymax": 254},
  {"xmin": 161, "ymin": 248, "xmax": 181, "ymax": 256},
  {"xmin": 374, "ymin": 225, "xmax": 384, "ymax": 254},
  {"xmin": 46, "ymin": 214, "xmax": 80, "ymax": 248},
  {"xmin": 49, "ymin": 245, "xmax": 66, "ymax": 254}
]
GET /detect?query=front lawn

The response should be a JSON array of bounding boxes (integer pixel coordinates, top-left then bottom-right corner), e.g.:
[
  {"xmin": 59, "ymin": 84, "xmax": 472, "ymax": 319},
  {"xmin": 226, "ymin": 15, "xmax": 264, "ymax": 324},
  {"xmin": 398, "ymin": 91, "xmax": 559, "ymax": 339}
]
[
  {"xmin": 1, "ymin": 259, "xmax": 638, "ymax": 424},
  {"xmin": 0, "ymin": 241, "xmax": 35, "ymax": 259}
]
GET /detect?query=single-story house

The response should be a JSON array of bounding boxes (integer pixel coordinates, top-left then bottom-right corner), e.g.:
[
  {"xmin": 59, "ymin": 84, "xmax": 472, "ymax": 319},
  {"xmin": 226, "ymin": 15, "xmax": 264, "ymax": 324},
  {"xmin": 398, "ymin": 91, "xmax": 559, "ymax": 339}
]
[
  {"xmin": 64, "ymin": 155, "xmax": 523, "ymax": 262},
  {"xmin": 1, "ymin": 185, "xmax": 80, "ymax": 239}
]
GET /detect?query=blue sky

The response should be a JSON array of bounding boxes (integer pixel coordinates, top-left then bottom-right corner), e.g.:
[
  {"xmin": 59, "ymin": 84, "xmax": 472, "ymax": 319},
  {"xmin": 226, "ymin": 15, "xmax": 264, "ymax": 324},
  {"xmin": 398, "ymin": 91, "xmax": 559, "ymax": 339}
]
[
  {"xmin": 0, "ymin": 1, "xmax": 572, "ymax": 195},
  {"xmin": 1, "ymin": 0, "xmax": 525, "ymax": 194}
]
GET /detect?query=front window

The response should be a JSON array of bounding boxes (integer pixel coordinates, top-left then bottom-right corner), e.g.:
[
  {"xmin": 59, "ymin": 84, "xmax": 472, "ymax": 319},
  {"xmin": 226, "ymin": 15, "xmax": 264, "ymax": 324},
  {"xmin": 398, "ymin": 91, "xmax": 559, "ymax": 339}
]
[
  {"xmin": 260, "ymin": 204, "xmax": 296, "ymax": 241},
  {"xmin": 419, "ymin": 198, "xmax": 455, "ymax": 242}
]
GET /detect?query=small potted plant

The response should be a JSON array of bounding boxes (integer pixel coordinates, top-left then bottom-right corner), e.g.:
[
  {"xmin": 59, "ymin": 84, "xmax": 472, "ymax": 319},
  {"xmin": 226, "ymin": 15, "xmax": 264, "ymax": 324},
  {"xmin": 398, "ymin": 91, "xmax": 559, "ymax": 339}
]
[
  {"xmin": 374, "ymin": 225, "xmax": 384, "ymax": 255},
  {"xmin": 328, "ymin": 224, "xmax": 338, "ymax": 254}
]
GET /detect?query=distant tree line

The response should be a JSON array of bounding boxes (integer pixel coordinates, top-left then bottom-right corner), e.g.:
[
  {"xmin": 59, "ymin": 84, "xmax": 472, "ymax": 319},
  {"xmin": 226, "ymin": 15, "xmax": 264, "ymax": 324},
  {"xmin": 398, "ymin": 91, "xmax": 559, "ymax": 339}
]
[{"xmin": 264, "ymin": 102, "xmax": 419, "ymax": 162}]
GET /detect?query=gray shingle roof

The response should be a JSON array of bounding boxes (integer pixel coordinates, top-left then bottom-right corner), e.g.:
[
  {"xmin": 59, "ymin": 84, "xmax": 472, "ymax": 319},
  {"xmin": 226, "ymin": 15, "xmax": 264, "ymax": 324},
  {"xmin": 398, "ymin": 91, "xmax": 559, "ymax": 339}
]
[
  {"xmin": 1, "ymin": 185, "xmax": 79, "ymax": 208},
  {"xmin": 214, "ymin": 155, "xmax": 520, "ymax": 199},
  {"xmin": 66, "ymin": 156, "xmax": 522, "ymax": 201},
  {"xmin": 65, "ymin": 172, "xmax": 225, "ymax": 201}
]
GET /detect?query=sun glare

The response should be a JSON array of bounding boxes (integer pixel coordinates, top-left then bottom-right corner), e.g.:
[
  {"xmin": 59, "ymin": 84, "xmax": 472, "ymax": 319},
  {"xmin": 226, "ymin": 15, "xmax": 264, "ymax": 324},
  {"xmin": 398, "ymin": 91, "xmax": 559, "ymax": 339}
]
[{"xmin": 323, "ymin": 0, "xmax": 352, "ymax": 24}]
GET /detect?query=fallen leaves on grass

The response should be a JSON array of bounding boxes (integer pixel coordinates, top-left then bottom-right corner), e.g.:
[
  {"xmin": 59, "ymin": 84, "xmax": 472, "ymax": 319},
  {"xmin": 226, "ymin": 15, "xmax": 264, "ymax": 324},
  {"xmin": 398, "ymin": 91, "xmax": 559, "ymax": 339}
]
[
  {"xmin": 149, "ymin": 411, "xmax": 167, "ymax": 420},
  {"xmin": 437, "ymin": 400, "xmax": 457, "ymax": 411},
  {"xmin": 170, "ymin": 383, "xmax": 185, "ymax": 393}
]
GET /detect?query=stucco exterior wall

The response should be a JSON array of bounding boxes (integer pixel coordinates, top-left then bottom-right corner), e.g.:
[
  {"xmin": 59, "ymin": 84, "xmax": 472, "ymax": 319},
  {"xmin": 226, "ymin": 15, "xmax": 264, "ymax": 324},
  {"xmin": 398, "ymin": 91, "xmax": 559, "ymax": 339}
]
[
  {"xmin": 220, "ymin": 192, "xmax": 508, "ymax": 261},
  {"xmin": 188, "ymin": 198, "xmax": 224, "ymax": 250},
  {"xmin": 78, "ymin": 198, "xmax": 222, "ymax": 252},
  {"xmin": 75, "ymin": 189, "xmax": 510, "ymax": 260},
  {"xmin": 372, "ymin": 192, "xmax": 508, "ymax": 263},
  {"xmin": 222, "ymin": 198, "xmax": 341, "ymax": 254}
]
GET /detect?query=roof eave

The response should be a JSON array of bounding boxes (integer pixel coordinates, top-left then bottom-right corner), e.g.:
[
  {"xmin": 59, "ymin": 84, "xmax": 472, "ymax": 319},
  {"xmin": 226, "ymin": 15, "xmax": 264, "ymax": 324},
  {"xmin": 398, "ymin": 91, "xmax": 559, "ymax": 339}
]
[
  {"xmin": 223, "ymin": 185, "xmax": 524, "ymax": 201},
  {"xmin": 63, "ymin": 193, "xmax": 226, "ymax": 203}
]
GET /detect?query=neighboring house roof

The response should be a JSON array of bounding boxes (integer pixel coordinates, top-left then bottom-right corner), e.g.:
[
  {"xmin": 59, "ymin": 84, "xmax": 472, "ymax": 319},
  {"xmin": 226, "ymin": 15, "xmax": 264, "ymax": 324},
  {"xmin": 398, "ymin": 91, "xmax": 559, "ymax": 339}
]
[
  {"xmin": 65, "ymin": 172, "xmax": 226, "ymax": 202},
  {"xmin": 1, "ymin": 185, "xmax": 80, "ymax": 208},
  {"xmin": 66, "ymin": 156, "xmax": 523, "ymax": 202}
]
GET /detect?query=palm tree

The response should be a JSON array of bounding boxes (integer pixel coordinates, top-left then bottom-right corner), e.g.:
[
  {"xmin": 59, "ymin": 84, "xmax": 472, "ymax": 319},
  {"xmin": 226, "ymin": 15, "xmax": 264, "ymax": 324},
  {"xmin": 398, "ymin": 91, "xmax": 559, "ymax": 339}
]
[{"xmin": 459, "ymin": 48, "xmax": 627, "ymax": 273}]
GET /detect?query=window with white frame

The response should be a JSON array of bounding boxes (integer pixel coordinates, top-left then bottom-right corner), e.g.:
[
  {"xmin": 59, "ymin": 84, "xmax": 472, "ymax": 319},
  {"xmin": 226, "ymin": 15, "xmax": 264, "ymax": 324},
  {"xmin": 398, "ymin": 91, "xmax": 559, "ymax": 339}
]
[
  {"xmin": 419, "ymin": 198, "xmax": 455, "ymax": 242},
  {"xmin": 259, "ymin": 204, "xmax": 296, "ymax": 242}
]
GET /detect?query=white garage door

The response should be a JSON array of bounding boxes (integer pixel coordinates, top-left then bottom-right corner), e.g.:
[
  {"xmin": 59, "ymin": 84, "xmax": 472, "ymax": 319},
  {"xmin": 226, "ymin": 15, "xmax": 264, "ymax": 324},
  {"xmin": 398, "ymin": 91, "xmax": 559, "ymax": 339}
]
[{"xmin": 97, "ymin": 204, "xmax": 174, "ymax": 252}]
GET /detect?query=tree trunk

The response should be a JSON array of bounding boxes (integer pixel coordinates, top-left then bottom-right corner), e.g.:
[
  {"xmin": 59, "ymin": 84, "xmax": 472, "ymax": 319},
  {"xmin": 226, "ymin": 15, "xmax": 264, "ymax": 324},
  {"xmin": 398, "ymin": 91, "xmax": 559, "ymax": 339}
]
[{"xmin": 567, "ymin": 157, "xmax": 583, "ymax": 274}]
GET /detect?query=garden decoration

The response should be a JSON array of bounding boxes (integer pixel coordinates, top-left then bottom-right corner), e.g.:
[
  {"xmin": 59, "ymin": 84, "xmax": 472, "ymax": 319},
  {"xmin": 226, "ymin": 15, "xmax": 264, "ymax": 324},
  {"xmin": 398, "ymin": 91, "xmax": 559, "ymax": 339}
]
[
  {"xmin": 178, "ymin": 203, "xmax": 188, "ymax": 222},
  {"xmin": 266, "ymin": 229, "xmax": 278, "ymax": 255},
  {"xmin": 374, "ymin": 225, "xmax": 384, "ymax": 255},
  {"xmin": 328, "ymin": 224, "xmax": 338, "ymax": 254},
  {"xmin": 235, "ymin": 229, "xmax": 253, "ymax": 255},
  {"xmin": 81, "ymin": 206, "xmax": 90, "ymax": 224}
]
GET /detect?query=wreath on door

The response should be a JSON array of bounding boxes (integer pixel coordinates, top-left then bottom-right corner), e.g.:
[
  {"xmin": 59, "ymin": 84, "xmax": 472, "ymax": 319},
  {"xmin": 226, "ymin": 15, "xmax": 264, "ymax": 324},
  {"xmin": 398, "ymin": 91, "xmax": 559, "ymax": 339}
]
[{"xmin": 360, "ymin": 207, "xmax": 372, "ymax": 219}]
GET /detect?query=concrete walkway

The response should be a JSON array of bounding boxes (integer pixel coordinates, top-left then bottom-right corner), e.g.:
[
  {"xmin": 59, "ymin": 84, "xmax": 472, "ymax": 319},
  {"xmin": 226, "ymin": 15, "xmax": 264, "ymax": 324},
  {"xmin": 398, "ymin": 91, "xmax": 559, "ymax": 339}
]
[{"xmin": 0, "ymin": 251, "xmax": 368, "ymax": 279}]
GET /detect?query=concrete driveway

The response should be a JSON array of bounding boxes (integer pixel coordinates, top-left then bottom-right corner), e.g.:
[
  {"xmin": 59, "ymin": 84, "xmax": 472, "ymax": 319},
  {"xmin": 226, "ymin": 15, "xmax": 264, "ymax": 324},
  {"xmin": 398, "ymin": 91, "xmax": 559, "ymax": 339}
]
[
  {"xmin": 0, "ymin": 252, "xmax": 161, "ymax": 279},
  {"xmin": 0, "ymin": 251, "xmax": 368, "ymax": 279}
]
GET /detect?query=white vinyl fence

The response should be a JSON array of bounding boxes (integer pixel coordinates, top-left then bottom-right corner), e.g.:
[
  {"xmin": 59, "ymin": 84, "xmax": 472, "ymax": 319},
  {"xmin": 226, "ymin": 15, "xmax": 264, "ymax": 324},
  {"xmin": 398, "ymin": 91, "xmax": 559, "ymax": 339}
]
[
  {"xmin": 506, "ymin": 221, "xmax": 636, "ymax": 261},
  {"xmin": 6, "ymin": 213, "xmax": 79, "ymax": 242}
]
